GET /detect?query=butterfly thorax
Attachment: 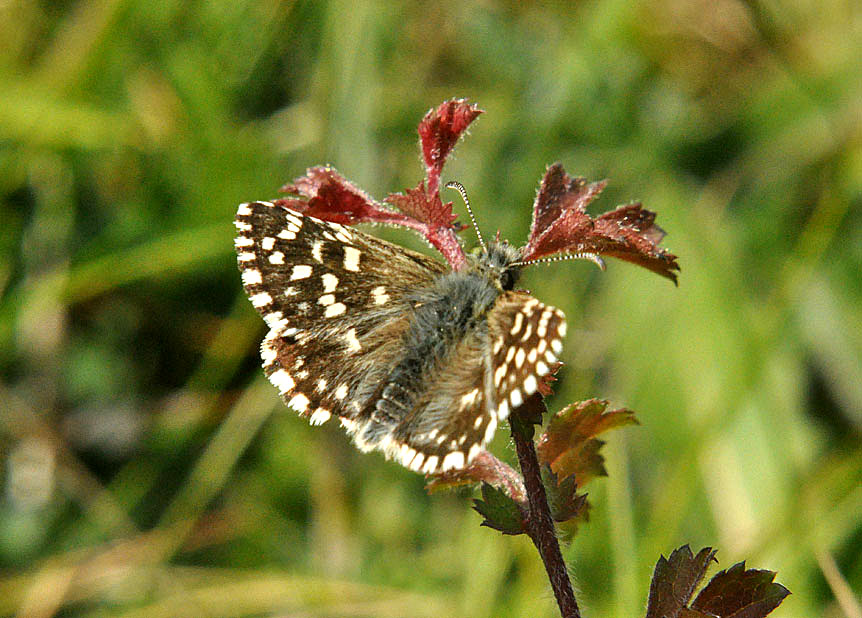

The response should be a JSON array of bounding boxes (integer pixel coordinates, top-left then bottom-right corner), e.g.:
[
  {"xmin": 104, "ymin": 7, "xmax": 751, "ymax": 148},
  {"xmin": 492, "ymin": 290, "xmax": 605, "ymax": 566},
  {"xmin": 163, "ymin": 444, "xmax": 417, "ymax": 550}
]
[{"xmin": 360, "ymin": 241, "xmax": 522, "ymax": 440}]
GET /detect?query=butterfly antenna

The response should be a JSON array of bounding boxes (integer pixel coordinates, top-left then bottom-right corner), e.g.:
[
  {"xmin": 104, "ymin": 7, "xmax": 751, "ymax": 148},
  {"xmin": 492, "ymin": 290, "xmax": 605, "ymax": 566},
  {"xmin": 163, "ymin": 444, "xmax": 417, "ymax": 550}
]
[
  {"xmin": 512, "ymin": 252, "xmax": 607, "ymax": 270},
  {"xmin": 446, "ymin": 180, "xmax": 487, "ymax": 253}
]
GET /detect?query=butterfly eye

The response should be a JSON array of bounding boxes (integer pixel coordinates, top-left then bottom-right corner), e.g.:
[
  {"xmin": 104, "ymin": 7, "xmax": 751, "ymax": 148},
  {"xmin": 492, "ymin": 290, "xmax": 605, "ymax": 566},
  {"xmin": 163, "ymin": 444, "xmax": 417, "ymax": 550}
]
[{"xmin": 500, "ymin": 268, "xmax": 518, "ymax": 291}]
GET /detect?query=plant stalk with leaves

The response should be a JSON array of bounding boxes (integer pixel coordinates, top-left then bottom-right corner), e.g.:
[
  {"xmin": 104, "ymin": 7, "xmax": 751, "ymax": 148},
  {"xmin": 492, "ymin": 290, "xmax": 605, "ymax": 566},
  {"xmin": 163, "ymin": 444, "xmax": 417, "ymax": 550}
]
[{"xmin": 272, "ymin": 99, "xmax": 788, "ymax": 618}]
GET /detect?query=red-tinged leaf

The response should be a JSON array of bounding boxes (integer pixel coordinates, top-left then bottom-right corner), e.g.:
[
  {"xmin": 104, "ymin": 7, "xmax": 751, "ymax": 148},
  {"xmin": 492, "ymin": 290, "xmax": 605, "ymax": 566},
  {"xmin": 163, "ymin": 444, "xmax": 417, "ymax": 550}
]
[
  {"xmin": 691, "ymin": 562, "xmax": 791, "ymax": 618},
  {"xmin": 645, "ymin": 546, "xmax": 719, "ymax": 618},
  {"xmin": 277, "ymin": 166, "xmax": 467, "ymax": 269},
  {"xmin": 418, "ymin": 99, "xmax": 483, "ymax": 194},
  {"xmin": 472, "ymin": 482, "xmax": 526, "ymax": 536},
  {"xmin": 384, "ymin": 181, "xmax": 459, "ymax": 229},
  {"xmin": 426, "ymin": 451, "xmax": 526, "ymax": 504},
  {"xmin": 536, "ymin": 399, "xmax": 638, "ymax": 486},
  {"xmin": 521, "ymin": 163, "xmax": 680, "ymax": 284},
  {"xmin": 528, "ymin": 163, "xmax": 607, "ymax": 246},
  {"xmin": 276, "ymin": 166, "xmax": 396, "ymax": 224}
]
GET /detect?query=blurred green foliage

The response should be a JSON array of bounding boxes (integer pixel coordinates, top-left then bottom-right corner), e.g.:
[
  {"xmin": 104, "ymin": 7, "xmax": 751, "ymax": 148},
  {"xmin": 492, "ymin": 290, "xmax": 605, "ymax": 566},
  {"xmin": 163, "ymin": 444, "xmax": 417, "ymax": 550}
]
[{"xmin": 1, "ymin": 1, "xmax": 859, "ymax": 616}]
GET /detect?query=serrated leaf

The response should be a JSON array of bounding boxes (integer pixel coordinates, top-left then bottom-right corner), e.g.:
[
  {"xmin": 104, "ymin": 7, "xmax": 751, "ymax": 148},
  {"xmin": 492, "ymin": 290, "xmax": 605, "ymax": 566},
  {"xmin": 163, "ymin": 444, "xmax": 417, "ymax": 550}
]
[
  {"xmin": 418, "ymin": 98, "xmax": 483, "ymax": 195},
  {"xmin": 541, "ymin": 465, "xmax": 588, "ymax": 524},
  {"xmin": 384, "ymin": 181, "xmax": 458, "ymax": 230},
  {"xmin": 277, "ymin": 165, "xmax": 467, "ymax": 269},
  {"xmin": 536, "ymin": 399, "xmax": 638, "ymax": 486},
  {"xmin": 691, "ymin": 561, "xmax": 791, "ymax": 618},
  {"xmin": 521, "ymin": 163, "xmax": 680, "ymax": 283},
  {"xmin": 472, "ymin": 482, "xmax": 526, "ymax": 536},
  {"xmin": 645, "ymin": 545, "xmax": 718, "ymax": 618},
  {"xmin": 277, "ymin": 166, "xmax": 396, "ymax": 225}
]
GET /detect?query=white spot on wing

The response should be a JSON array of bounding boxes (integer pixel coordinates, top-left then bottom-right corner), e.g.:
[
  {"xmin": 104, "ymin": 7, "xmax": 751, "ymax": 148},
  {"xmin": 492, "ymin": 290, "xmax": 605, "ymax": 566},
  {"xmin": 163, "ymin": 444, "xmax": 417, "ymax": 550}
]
[
  {"xmin": 268, "ymin": 251, "xmax": 284, "ymax": 264},
  {"xmin": 318, "ymin": 294, "xmax": 335, "ymax": 306},
  {"xmin": 510, "ymin": 388, "xmax": 523, "ymax": 408},
  {"xmin": 260, "ymin": 342, "xmax": 277, "ymax": 366},
  {"xmin": 288, "ymin": 393, "xmax": 310, "ymax": 413},
  {"xmin": 261, "ymin": 237, "xmax": 276, "ymax": 251},
  {"xmin": 277, "ymin": 229, "xmax": 296, "ymax": 240},
  {"xmin": 484, "ymin": 417, "xmax": 497, "ymax": 444},
  {"xmin": 250, "ymin": 292, "xmax": 272, "ymax": 307},
  {"xmin": 242, "ymin": 269, "xmax": 262, "ymax": 286},
  {"xmin": 494, "ymin": 364, "xmax": 507, "ymax": 387},
  {"xmin": 523, "ymin": 375, "xmax": 538, "ymax": 395},
  {"xmin": 409, "ymin": 452, "xmax": 425, "ymax": 471},
  {"xmin": 264, "ymin": 311, "xmax": 287, "ymax": 330},
  {"xmin": 441, "ymin": 451, "xmax": 465, "ymax": 471},
  {"xmin": 290, "ymin": 265, "xmax": 312, "ymax": 280},
  {"xmin": 515, "ymin": 348, "xmax": 526, "ymax": 368},
  {"xmin": 237, "ymin": 203, "xmax": 252, "ymax": 216},
  {"xmin": 269, "ymin": 369, "xmax": 295, "ymax": 394},
  {"xmin": 510, "ymin": 311, "xmax": 524, "ymax": 335},
  {"xmin": 312, "ymin": 241, "xmax": 324, "ymax": 262},
  {"xmin": 235, "ymin": 236, "xmax": 253, "ymax": 247},
  {"xmin": 325, "ymin": 302, "xmax": 346, "ymax": 317},
  {"xmin": 459, "ymin": 388, "xmax": 480, "ymax": 410},
  {"xmin": 344, "ymin": 327, "xmax": 362, "ymax": 353},
  {"xmin": 237, "ymin": 252, "xmax": 255, "ymax": 262},
  {"xmin": 309, "ymin": 408, "xmax": 331, "ymax": 426},
  {"xmin": 343, "ymin": 246, "xmax": 361, "ymax": 272},
  {"xmin": 371, "ymin": 286, "xmax": 389, "ymax": 305},
  {"xmin": 422, "ymin": 456, "xmax": 439, "ymax": 474},
  {"xmin": 498, "ymin": 400, "xmax": 510, "ymax": 420},
  {"xmin": 321, "ymin": 273, "xmax": 338, "ymax": 293},
  {"xmin": 334, "ymin": 384, "xmax": 349, "ymax": 400}
]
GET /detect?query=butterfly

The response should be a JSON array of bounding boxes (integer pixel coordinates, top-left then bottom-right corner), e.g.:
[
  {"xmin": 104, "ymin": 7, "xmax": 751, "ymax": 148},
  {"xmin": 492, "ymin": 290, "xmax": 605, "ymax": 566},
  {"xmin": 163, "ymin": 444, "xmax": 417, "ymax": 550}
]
[
  {"xmin": 234, "ymin": 198, "xmax": 565, "ymax": 474},
  {"xmin": 234, "ymin": 99, "xmax": 677, "ymax": 476}
]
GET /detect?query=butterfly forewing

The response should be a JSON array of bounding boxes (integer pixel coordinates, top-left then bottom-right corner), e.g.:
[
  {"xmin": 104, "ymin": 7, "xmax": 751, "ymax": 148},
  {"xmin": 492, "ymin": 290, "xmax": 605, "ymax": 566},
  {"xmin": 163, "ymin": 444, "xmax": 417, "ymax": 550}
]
[{"xmin": 235, "ymin": 201, "xmax": 446, "ymax": 426}]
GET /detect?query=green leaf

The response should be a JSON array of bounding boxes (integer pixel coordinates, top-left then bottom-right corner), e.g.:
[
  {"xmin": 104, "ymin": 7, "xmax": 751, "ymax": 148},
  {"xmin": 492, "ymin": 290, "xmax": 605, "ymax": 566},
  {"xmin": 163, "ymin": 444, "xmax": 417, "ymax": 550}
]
[
  {"xmin": 536, "ymin": 399, "xmax": 638, "ymax": 485},
  {"xmin": 541, "ymin": 465, "xmax": 588, "ymax": 524},
  {"xmin": 472, "ymin": 483, "xmax": 526, "ymax": 536}
]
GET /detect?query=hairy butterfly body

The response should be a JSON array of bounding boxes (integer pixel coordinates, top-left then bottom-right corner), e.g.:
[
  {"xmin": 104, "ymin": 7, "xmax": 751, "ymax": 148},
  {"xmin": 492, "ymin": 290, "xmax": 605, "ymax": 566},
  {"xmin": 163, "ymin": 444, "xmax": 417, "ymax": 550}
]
[{"xmin": 235, "ymin": 200, "xmax": 565, "ymax": 474}]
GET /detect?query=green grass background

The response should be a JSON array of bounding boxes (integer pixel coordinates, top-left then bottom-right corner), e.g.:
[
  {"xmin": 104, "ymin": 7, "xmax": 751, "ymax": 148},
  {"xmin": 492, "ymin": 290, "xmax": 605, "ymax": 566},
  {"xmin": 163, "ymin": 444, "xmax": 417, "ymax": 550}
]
[{"xmin": 1, "ymin": 1, "xmax": 859, "ymax": 616}]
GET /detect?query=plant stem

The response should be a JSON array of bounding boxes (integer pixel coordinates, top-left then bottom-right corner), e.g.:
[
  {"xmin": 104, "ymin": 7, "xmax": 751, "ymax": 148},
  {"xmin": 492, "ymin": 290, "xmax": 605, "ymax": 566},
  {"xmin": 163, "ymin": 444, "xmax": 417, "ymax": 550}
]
[{"xmin": 511, "ymin": 409, "xmax": 581, "ymax": 618}]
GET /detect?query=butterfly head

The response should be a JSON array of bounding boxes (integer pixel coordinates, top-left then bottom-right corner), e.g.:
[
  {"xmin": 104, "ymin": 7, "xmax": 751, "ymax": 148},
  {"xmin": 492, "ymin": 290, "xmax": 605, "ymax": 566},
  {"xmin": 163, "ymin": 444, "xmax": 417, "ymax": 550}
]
[{"xmin": 470, "ymin": 240, "xmax": 523, "ymax": 292}]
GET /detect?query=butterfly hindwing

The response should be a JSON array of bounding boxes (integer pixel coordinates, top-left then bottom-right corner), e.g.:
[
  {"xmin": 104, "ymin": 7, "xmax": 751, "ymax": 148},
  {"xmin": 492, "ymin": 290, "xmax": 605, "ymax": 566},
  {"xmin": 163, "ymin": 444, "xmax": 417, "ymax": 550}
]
[{"xmin": 488, "ymin": 291, "xmax": 566, "ymax": 420}]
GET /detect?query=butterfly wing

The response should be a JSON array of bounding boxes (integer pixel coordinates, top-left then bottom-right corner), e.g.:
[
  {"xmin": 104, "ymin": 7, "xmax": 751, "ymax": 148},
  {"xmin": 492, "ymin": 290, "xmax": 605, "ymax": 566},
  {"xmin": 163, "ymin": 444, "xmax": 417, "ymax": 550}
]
[
  {"xmin": 488, "ymin": 291, "xmax": 566, "ymax": 420},
  {"xmin": 235, "ymin": 201, "xmax": 447, "ymax": 427}
]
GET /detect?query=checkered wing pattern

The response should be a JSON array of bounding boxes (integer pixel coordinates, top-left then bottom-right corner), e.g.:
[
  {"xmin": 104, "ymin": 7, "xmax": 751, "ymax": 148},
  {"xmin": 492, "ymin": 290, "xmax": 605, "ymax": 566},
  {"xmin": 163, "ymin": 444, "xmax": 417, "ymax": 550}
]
[
  {"xmin": 235, "ymin": 200, "xmax": 446, "ymax": 428},
  {"xmin": 488, "ymin": 291, "xmax": 566, "ymax": 420},
  {"xmin": 235, "ymin": 201, "xmax": 567, "ymax": 475}
]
